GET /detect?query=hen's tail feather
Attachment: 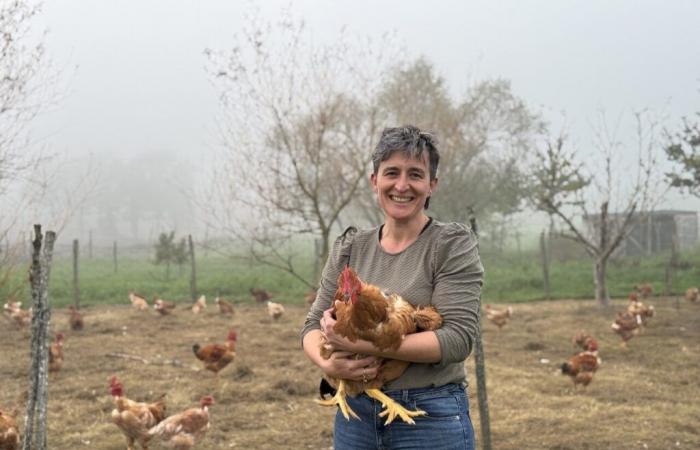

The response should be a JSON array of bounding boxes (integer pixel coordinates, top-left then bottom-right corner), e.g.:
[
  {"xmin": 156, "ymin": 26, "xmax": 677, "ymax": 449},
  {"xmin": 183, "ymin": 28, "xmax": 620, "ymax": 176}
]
[{"xmin": 319, "ymin": 378, "xmax": 337, "ymax": 399}]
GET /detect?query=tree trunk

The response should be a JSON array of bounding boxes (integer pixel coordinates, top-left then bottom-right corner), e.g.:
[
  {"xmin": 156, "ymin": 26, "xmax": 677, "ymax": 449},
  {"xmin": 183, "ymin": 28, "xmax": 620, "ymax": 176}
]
[
  {"xmin": 313, "ymin": 237, "xmax": 321, "ymax": 285},
  {"xmin": 24, "ymin": 225, "xmax": 56, "ymax": 450},
  {"xmin": 593, "ymin": 257, "xmax": 610, "ymax": 307},
  {"xmin": 188, "ymin": 234, "xmax": 197, "ymax": 302},
  {"xmin": 539, "ymin": 230, "xmax": 550, "ymax": 300},
  {"xmin": 72, "ymin": 239, "xmax": 80, "ymax": 309}
]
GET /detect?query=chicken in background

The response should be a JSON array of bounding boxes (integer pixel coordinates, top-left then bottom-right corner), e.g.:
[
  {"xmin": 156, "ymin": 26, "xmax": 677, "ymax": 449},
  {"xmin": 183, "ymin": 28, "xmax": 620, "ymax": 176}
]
[
  {"xmin": 684, "ymin": 287, "xmax": 699, "ymax": 303},
  {"xmin": 611, "ymin": 311, "xmax": 641, "ymax": 347},
  {"xmin": 128, "ymin": 292, "xmax": 149, "ymax": 311},
  {"xmin": 634, "ymin": 282, "xmax": 653, "ymax": 299},
  {"xmin": 147, "ymin": 396, "xmax": 214, "ymax": 450},
  {"xmin": 304, "ymin": 288, "xmax": 318, "ymax": 307},
  {"xmin": 266, "ymin": 301, "xmax": 285, "ymax": 321},
  {"xmin": 561, "ymin": 347, "xmax": 601, "ymax": 388},
  {"xmin": 3, "ymin": 301, "xmax": 31, "ymax": 329},
  {"xmin": 249, "ymin": 287, "xmax": 271, "ymax": 303},
  {"xmin": 572, "ymin": 331, "xmax": 598, "ymax": 352},
  {"xmin": 109, "ymin": 376, "xmax": 167, "ymax": 450},
  {"xmin": 192, "ymin": 329, "xmax": 237, "ymax": 378},
  {"xmin": 0, "ymin": 403, "xmax": 20, "ymax": 450},
  {"xmin": 214, "ymin": 297, "xmax": 234, "ymax": 316},
  {"xmin": 627, "ymin": 296, "xmax": 655, "ymax": 329},
  {"xmin": 49, "ymin": 332, "xmax": 65, "ymax": 373},
  {"xmin": 191, "ymin": 295, "xmax": 206, "ymax": 314},
  {"xmin": 68, "ymin": 305, "xmax": 84, "ymax": 330},
  {"xmin": 484, "ymin": 304, "xmax": 513, "ymax": 330},
  {"xmin": 153, "ymin": 298, "xmax": 176, "ymax": 316},
  {"xmin": 318, "ymin": 266, "xmax": 443, "ymax": 425}
]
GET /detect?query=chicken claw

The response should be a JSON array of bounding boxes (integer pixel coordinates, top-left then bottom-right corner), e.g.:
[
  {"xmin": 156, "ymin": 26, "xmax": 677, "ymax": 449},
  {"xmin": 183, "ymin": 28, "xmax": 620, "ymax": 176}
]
[
  {"xmin": 315, "ymin": 380, "xmax": 359, "ymax": 421},
  {"xmin": 365, "ymin": 389, "xmax": 427, "ymax": 425}
]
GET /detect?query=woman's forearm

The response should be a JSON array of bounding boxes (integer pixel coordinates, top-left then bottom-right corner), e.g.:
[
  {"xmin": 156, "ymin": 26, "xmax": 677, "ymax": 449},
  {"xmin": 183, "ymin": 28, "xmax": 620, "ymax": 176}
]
[
  {"xmin": 302, "ymin": 329, "xmax": 327, "ymax": 368},
  {"xmin": 352, "ymin": 330, "xmax": 442, "ymax": 364}
]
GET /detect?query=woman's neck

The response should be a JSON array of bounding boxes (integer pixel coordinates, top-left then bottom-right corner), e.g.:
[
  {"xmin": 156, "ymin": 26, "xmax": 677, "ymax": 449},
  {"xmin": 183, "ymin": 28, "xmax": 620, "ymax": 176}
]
[{"xmin": 380, "ymin": 214, "xmax": 430, "ymax": 252}]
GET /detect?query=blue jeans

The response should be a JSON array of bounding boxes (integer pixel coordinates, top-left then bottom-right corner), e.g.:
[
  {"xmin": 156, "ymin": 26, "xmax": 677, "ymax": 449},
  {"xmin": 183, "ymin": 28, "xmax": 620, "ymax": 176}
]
[{"xmin": 333, "ymin": 383, "xmax": 475, "ymax": 450}]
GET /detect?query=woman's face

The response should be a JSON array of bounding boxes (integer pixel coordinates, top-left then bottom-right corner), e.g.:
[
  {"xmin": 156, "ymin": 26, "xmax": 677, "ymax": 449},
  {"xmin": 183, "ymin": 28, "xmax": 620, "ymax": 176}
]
[{"xmin": 371, "ymin": 151, "xmax": 438, "ymax": 224}]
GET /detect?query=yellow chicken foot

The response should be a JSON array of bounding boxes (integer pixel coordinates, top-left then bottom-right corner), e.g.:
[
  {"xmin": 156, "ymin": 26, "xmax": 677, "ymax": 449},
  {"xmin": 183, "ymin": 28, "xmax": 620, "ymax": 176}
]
[
  {"xmin": 315, "ymin": 380, "xmax": 359, "ymax": 421},
  {"xmin": 365, "ymin": 388, "xmax": 427, "ymax": 425}
]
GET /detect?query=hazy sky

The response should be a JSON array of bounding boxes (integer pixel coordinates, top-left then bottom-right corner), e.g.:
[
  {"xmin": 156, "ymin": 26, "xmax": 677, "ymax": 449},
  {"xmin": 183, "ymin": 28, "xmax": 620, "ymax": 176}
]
[{"xmin": 32, "ymin": 0, "xmax": 700, "ymax": 210}]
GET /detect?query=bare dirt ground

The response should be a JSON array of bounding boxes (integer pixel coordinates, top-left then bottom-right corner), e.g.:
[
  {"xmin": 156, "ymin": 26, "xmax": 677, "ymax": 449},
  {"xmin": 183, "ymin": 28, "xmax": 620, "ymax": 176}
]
[{"xmin": 1, "ymin": 297, "xmax": 699, "ymax": 450}]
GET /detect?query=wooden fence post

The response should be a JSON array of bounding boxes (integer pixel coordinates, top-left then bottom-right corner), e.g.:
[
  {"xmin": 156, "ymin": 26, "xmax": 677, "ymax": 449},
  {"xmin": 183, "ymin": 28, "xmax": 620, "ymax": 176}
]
[
  {"xmin": 113, "ymin": 241, "xmax": 118, "ymax": 274},
  {"xmin": 72, "ymin": 239, "xmax": 80, "ymax": 309},
  {"xmin": 23, "ymin": 224, "xmax": 56, "ymax": 450},
  {"xmin": 540, "ymin": 230, "xmax": 550, "ymax": 300},
  {"xmin": 188, "ymin": 234, "xmax": 197, "ymax": 302},
  {"xmin": 469, "ymin": 215, "xmax": 492, "ymax": 450}
]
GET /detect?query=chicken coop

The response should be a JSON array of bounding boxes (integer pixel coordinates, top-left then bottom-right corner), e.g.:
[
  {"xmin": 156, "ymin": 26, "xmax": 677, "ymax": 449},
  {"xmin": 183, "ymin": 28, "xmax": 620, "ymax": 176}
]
[{"xmin": 584, "ymin": 209, "xmax": 698, "ymax": 257}]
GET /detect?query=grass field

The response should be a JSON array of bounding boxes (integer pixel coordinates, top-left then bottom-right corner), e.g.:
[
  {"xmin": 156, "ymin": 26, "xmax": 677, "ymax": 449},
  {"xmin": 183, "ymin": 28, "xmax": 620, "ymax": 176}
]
[
  {"xmin": 1, "ymin": 297, "xmax": 699, "ymax": 449},
  {"xmin": 4, "ymin": 243, "xmax": 700, "ymax": 308}
]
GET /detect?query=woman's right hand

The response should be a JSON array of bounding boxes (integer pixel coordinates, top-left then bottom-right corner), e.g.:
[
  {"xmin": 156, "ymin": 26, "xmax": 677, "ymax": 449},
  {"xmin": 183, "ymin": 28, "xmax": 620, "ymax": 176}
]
[{"xmin": 321, "ymin": 350, "xmax": 380, "ymax": 382}]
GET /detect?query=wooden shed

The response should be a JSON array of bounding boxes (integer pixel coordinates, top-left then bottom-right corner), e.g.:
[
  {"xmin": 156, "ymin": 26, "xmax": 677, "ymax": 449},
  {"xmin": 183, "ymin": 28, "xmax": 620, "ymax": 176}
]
[{"xmin": 586, "ymin": 210, "xmax": 698, "ymax": 256}]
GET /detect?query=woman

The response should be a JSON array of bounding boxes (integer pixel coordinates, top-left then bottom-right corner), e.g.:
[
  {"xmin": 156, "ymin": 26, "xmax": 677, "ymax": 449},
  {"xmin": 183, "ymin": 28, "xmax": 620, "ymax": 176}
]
[{"xmin": 301, "ymin": 125, "xmax": 483, "ymax": 450}]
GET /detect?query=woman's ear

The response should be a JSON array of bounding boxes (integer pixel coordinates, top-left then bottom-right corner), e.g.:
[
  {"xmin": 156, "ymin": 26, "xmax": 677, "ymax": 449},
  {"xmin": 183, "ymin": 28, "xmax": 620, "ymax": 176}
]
[{"xmin": 370, "ymin": 173, "xmax": 378, "ymax": 193}]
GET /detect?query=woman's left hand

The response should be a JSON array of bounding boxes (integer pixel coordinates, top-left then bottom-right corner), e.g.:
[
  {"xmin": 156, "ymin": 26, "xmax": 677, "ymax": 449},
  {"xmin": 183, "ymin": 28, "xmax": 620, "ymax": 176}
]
[{"xmin": 320, "ymin": 307, "xmax": 357, "ymax": 353}]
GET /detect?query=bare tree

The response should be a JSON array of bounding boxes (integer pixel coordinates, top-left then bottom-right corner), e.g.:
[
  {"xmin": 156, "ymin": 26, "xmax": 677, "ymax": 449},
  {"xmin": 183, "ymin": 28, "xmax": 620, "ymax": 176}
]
[
  {"xmin": 0, "ymin": 0, "xmax": 57, "ymax": 298},
  {"xmin": 529, "ymin": 112, "xmax": 664, "ymax": 306},
  {"xmin": 202, "ymin": 9, "xmax": 395, "ymax": 285}
]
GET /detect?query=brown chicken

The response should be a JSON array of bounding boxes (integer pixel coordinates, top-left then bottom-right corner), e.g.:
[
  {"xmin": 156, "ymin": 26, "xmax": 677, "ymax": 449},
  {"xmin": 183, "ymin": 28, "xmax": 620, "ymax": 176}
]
[
  {"xmin": 484, "ymin": 304, "xmax": 513, "ymax": 330},
  {"xmin": 109, "ymin": 376, "xmax": 167, "ymax": 450},
  {"xmin": 611, "ymin": 311, "xmax": 641, "ymax": 347},
  {"xmin": 572, "ymin": 331, "xmax": 598, "ymax": 352},
  {"xmin": 561, "ymin": 350, "xmax": 601, "ymax": 387},
  {"xmin": 129, "ymin": 292, "xmax": 149, "ymax": 311},
  {"xmin": 49, "ymin": 332, "xmax": 65, "ymax": 373},
  {"xmin": 147, "ymin": 396, "xmax": 214, "ymax": 450},
  {"xmin": 214, "ymin": 297, "xmax": 234, "ymax": 315},
  {"xmin": 192, "ymin": 329, "xmax": 237, "ymax": 377},
  {"xmin": 684, "ymin": 287, "xmax": 699, "ymax": 303},
  {"xmin": 635, "ymin": 282, "xmax": 653, "ymax": 299},
  {"xmin": 250, "ymin": 288, "xmax": 271, "ymax": 303},
  {"xmin": 627, "ymin": 298, "xmax": 655, "ymax": 328},
  {"xmin": 153, "ymin": 298, "xmax": 176, "ymax": 316},
  {"xmin": 191, "ymin": 295, "xmax": 206, "ymax": 314},
  {"xmin": 2, "ymin": 301, "xmax": 31, "ymax": 329},
  {"xmin": 68, "ymin": 305, "xmax": 84, "ymax": 330},
  {"xmin": 266, "ymin": 301, "xmax": 285, "ymax": 320},
  {"xmin": 318, "ymin": 266, "xmax": 443, "ymax": 425},
  {"xmin": 0, "ymin": 404, "xmax": 20, "ymax": 450}
]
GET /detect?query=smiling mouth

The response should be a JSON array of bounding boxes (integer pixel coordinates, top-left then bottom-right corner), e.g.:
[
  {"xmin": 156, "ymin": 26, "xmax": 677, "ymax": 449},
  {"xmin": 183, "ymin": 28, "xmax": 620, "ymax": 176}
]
[{"xmin": 389, "ymin": 194, "xmax": 414, "ymax": 203}]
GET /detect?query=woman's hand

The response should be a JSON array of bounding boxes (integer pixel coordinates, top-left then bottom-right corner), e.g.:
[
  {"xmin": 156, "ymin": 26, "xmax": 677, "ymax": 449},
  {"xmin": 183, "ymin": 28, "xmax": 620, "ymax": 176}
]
[
  {"xmin": 320, "ymin": 307, "xmax": 356, "ymax": 352},
  {"xmin": 320, "ymin": 350, "xmax": 380, "ymax": 382}
]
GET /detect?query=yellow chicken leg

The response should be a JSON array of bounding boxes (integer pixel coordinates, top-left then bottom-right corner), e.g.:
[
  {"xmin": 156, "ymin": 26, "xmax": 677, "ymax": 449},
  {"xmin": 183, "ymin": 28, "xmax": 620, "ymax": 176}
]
[
  {"xmin": 365, "ymin": 388, "xmax": 427, "ymax": 425},
  {"xmin": 315, "ymin": 379, "xmax": 359, "ymax": 421}
]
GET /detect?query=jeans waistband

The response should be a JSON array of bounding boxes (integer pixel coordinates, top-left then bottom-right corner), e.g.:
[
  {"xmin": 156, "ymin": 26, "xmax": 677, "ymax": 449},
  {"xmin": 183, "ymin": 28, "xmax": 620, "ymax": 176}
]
[{"xmin": 379, "ymin": 383, "xmax": 465, "ymax": 402}]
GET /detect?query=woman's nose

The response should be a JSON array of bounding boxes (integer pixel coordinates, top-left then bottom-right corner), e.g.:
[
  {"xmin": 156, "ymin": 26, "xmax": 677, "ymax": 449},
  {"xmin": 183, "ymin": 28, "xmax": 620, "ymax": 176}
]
[{"xmin": 394, "ymin": 174, "xmax": 409, "ymax": 191}]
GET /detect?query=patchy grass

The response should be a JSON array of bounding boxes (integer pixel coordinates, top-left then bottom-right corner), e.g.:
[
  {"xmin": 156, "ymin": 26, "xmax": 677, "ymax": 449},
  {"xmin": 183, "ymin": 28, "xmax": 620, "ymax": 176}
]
[{"xmin": 1, "ymin": 297, "xmax": 699, "ymax": 449}]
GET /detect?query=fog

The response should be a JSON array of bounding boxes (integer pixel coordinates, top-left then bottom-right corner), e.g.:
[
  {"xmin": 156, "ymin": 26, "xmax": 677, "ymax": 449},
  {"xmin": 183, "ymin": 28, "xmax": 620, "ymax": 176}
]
[{"xmin": 9, "ymin": 0, "xmax": 700, "ymax": 247}]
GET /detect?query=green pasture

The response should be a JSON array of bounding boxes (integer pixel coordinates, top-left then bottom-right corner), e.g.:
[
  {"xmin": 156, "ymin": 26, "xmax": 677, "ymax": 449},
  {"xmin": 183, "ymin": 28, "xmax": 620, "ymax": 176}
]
[{"xmin": 3, "ymin": 244, "xmax": 700, "ymax": 307}]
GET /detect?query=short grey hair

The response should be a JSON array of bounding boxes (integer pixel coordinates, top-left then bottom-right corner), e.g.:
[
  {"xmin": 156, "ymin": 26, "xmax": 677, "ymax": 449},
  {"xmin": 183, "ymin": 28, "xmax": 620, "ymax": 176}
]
[{"xmin": 372, "ymin": 125, "xmax": 440, "ymax": 181}]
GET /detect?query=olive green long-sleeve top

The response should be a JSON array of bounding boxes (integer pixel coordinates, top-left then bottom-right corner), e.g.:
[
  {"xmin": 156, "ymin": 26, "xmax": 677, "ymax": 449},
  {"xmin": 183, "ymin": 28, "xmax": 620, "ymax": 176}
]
[{"xmin": 301, "ymin": 220, "xmax": 484, "ymax": 389}]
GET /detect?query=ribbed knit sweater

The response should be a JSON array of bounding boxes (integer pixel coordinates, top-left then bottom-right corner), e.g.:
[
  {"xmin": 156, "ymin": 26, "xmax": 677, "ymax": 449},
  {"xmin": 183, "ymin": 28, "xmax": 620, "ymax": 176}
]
[{"xmin": 301, "ymin": 219, "xmax": 483, "ymax": 389}]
